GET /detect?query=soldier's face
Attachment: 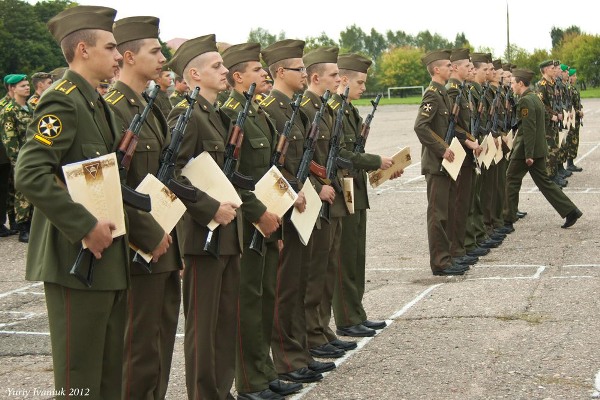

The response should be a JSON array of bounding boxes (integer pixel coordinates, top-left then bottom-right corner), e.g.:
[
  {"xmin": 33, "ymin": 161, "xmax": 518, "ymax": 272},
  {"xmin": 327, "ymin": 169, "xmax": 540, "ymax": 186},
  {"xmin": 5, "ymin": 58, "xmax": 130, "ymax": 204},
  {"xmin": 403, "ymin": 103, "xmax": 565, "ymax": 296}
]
[
  {"xmin": 345, "ymin": 72, "xmax": 367, "ymax": 101},
  {"xmin": 13, "ymin": 81, "xmax": 30, "ymax": 99},
  {"xmin": 198, "ymin": 52, "xmax": 229, "ymax": 92},
  {"xmin": 38, "ymin": 78, "xmax": 53, "ymax": 94},
  {"xmin": 132, "ymin": 39, "xmax": 166, "ymax": 81},
  {"xmin": 240, "ymin": 61, "xmax": 270, "ymax": 94},
  {"xmin": 320, "ymin": 63, "xmax": 341, "ymax": 93},
  {"xmin": 88, "ymin": 30, "xmax": 122, "ymax": 81}
]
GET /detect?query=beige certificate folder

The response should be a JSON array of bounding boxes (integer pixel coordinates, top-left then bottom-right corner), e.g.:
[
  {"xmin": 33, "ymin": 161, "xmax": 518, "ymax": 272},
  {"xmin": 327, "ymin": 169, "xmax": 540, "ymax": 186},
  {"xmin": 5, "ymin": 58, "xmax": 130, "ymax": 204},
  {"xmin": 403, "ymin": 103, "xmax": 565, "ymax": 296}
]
[
  {"xmin": 290, "ymin": 179, "xmax": 321, "ymax": 246},
  {"xmin": 494, "ymin": 137, "xmax": 504, "ymax": 164},
  {"xmin": 62, "ymin": 152, "xmax": 126, "ymax": 246},
  {"xmin": 130, "ymin": 174, "xmax": 187, "ymax": 263},
  {"xmin": 181, "ymin": 151, "xmax": 242, "ymax": 231},
  {"xmin": 369, "ymin": 146, "xmax": 412, "ymax": 188},
  {"xmin": 441, "ymin": 137, "xmax": 466, "ymax": 181},
  {"xmin": 343, "ymin": 177, "xmax": 355, "ymax": 214},
  {"xmin": 252, "ymin": 166, "xmax": 298, "ymax": 236},
  {"xmin": 480, "ymin": 133, "xmax": 497, "ymax": 169},
  {"xmin": 504, "ymin": 131, "xmax": 514, "ymax": 160}
]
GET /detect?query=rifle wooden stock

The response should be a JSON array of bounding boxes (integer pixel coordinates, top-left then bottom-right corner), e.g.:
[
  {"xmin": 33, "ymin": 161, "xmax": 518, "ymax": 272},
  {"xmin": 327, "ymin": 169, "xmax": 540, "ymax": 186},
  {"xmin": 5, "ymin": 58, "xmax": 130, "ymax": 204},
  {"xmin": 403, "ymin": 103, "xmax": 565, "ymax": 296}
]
[{"xmin": 309, "ymin": 160, "xmax": 327, "ymax": 180}]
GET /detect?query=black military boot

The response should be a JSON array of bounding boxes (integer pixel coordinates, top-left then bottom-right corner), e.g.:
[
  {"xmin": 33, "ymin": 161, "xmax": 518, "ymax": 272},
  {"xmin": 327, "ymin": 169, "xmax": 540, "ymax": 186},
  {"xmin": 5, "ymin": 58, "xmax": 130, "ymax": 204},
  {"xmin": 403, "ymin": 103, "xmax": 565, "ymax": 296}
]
[
  {"xmin": 566, "ymin": 158, "xmax": 583, "ymax": 172},
  {"xmin": 8, "ymin": 214, "xmax": 19, "ymax": 235},
  {"xmin": 558, "ymin": 163, "xmax": 572, "ymax": 177},
  {"xmin": 18, "ymin": 221, "xmax": 30, "ymax": 243}
]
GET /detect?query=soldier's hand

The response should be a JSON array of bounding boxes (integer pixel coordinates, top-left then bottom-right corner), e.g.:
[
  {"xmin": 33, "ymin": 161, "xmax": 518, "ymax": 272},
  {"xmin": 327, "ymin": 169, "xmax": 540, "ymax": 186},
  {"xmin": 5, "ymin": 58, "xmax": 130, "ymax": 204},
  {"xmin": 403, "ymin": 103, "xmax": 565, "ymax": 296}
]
[
  {"xmin": 214, "ymin": 202, "xmax": 238, "ymax": 226},
  {"xmin": 557, "ymin": 113, "xmax": 563, "ymax": 121},
  {"xmin": 294, "ymin": 191, "xmax": 307, "ymax": 213},
  {"xmin": 443, "ymin": 148, "xmax": 455, "ymax": 162},
  {"xmin": 151, "ymin": 233, "xmax": 172, "ymax": 263},
  {"xmin": 257, "ymin": 211, "xmax": 281, "ymax": 237},
  {"xmin": 551, "ymin": 114, "xmax": 558, "ymax": 122},
  {"xmin": 84, "ymin": 220, "xmax": 116, "ymax": 259},
  {"xmin": 474, "ymin": 145, "xmax": 484, "ymax": 157},
  {"xmin": 379, "ymin": 156, "xmax": 394, "ymax": 170},
  {"xmin": 525, "ymin": 158, "xmax": 534, "ymax": 167},
  {"xmin": 389, "ymin": 169, "xmax": 404, "ymax": 180},
  {"xmin": 319, "ymin": 185, "xmax": 336, "ymax": 204}
]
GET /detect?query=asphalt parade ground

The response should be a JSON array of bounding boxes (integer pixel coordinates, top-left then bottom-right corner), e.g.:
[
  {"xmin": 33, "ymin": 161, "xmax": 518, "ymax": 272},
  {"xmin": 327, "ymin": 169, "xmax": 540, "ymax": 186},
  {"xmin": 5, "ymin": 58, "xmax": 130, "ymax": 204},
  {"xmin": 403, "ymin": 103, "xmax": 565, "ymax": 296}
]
[{"xmin": 1, "ymin": 101, "xmax": 599, "ymax": 399}]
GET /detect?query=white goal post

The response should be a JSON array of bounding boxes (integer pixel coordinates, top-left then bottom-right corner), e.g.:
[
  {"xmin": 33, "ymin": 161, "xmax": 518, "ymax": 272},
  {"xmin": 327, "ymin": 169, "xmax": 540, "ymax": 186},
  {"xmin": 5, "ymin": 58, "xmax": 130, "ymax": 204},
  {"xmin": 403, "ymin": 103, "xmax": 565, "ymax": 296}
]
[{"xmin": 387, "ymin": 86, "xmax": 425, "ymax": 99}]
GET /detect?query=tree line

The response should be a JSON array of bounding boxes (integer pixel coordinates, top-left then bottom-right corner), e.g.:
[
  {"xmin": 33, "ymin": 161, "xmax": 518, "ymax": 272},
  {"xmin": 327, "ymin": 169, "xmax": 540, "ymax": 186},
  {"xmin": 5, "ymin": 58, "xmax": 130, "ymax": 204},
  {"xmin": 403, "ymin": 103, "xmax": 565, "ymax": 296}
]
[{"xmin": 2, "ymin": 0, "xmax": 600, "ymax": 96}]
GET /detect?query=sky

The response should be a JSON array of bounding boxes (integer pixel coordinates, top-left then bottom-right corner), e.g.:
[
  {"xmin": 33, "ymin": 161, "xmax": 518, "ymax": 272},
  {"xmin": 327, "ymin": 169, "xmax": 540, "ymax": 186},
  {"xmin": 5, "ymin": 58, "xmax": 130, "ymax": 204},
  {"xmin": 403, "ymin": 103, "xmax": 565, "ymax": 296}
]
[{"xmin": 33, "ymin": 0, "xmax": 599, "ymax": 58}]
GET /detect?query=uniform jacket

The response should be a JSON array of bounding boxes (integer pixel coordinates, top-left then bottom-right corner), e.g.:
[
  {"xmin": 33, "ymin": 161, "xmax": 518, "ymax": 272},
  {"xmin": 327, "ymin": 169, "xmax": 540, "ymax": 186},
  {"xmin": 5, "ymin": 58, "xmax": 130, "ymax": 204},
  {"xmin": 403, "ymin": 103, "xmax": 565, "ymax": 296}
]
[
  {"xmin": 536, "ymin": 77, "xmax": 556, "ymax": 129},
  {"xmin": 446, "ymin": 78, "xmax": 474, "ymax": 164},
  {"xmin": 155, "ymin": 88, "xmax": 172, "ymax": 118},
  {"xmin": 104, "ymin": 81, "xmax": 182, "ymax": 274},
  {"xmin": 170, "ymin": 94, "xmax": 242, "ymax": 256},
  {"xmin": 0, "ymin": 99, "xmax": 33, "ymax": 166},
  {"xmin": 414, "ymin": 80, "xmax": 451, "ymax": 175},
  {"xmin": 15, "ymin": 69, "xmax": 130, "ymax": 290},
  {"xmin": 511, "ymin": 88, "xmax": 548, "ymax": 160}
]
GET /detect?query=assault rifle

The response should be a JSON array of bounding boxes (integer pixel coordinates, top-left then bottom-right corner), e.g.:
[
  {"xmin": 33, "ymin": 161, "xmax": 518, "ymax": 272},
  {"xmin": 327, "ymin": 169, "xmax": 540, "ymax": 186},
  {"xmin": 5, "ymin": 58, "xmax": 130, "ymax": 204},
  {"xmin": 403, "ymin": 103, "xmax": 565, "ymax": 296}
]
[
  {"xmin": 204, "ymin": 83, "xmax": 256, "ymax": 258},
  {"xmin": 354, "ymin": 94, "xmax": 382, "ymax": 154},
  {"xmin": 440, "ymin": 81, "xmax": 465, "ymax": 173}
]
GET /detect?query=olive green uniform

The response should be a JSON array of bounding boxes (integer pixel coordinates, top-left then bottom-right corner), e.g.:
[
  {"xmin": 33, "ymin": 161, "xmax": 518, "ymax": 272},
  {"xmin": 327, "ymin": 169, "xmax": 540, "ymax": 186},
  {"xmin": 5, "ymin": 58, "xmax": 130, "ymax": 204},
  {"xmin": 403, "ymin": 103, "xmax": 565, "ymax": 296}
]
[
  {"xmin": 414, "ymin": 81, "xmax": 454, "ymax": 272},
  {"xmin": 169, "ymin": 90, "xmax": 186, "ymax": 107},
  {"xmin": 260, "ymin": 89, "xmax": 313, "ymax": 373},
  {"xmin": 170, "ymin": 95, "xmax": 242, "ymax": 400},
  {"xmin": 155, "ymin": 88, "xmax": 172, "ymax": 118},
  {"xmin": 104, "ymin": 81, "xmax": 182, "ymax": 400},
  {"xmin": 331, "ymin": 95, "xmax": 381, "ymax": 328},
  {"xmin": 504, "ymin": 88, "xmax": 577, "ymax": 223},
  {"xmin": 15, "ymin": 69, "xmax": 130, "ymax": 400},
  {"xmin": 220, "ymin": 90, "xmax": 280, "ymax": 394}
]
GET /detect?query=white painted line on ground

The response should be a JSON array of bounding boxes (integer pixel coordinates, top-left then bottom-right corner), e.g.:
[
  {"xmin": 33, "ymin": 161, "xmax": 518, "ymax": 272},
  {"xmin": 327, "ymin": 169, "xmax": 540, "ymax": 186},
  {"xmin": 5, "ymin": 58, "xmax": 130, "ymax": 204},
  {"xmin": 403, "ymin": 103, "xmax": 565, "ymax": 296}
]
[
  {"xmin": 575, "ymin": 141, "xmax": 600, "ymax": 163},
  {"xmin": 562, "ymin": 264, "xmax": 600, "ymax": 268},
  {"xmin": 593, "ymin": 369, "xmax": 600, "ymax": 398},
  {"xmin": 0, "ymin": 282, "xmax": 43, "ymax": 299},
  {"xmin": 291, "ymin": 284, "xmax": 443, "ymax": 399},
  {"xmin": 405, "ymin": 175, "xmax": 425, "ymax": 184},
  {"xmin": 550, "ymin": 276, "xmax": 594, "ymax": 279},
  {"xmin": 0, "ymin": 330, "xmax": 49, "ymax": 336}
]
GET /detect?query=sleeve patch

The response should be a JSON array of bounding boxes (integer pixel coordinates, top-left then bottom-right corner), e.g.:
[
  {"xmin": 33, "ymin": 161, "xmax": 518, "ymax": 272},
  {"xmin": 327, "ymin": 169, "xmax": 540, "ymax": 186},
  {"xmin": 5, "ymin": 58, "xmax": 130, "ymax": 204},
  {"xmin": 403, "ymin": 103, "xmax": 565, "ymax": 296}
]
[
  {"xmin": 34, "ymin": 114, "xmax": 62, "ymax": 146},
  {"xmin": 521, "ymin": 108, "xmax": 529, "ymax": 118}
]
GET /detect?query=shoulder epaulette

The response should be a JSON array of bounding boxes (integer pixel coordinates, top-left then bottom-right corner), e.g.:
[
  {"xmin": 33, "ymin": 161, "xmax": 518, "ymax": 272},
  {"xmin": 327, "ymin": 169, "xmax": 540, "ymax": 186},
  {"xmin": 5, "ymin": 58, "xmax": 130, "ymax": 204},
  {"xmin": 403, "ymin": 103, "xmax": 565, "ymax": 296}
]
[
  {"xmin": 223, "ymin": 97, "xmax": 241, "ymax": 110},
  {"xmin": 54, "ymin": 79, "xmax": 77, "ymax": 95},
  {"xmin": 328, "ymin": 98, "xmax": 340, "ymax": 110},
  {"xmin": 449, "ymin": 82, "xmax": 458, "ymax": 89},
  {"xmin": 259, "ymin": 95, "xmax": 276, "ymax": 108},
  {"xmin": 104, "ymin": 89, "xmax": 125, "ymax": 105},
  {"xmin": 176, "ymin": 99, "xmax": 188, "ymax": 108},
  {"xmin": 426, "ymin": 85, "xmax": 437, "ymax": 93},
  {"xmin": 29, "ymin": 96, "xmax": 39, "ymax": 105}
]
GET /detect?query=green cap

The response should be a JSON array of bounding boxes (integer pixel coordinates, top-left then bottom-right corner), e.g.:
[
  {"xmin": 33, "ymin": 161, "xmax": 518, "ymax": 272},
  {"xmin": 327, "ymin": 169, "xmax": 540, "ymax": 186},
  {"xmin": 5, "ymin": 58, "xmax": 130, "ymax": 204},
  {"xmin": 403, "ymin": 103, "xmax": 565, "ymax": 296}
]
[
  {"xmin": 47, "ymin": 5, "xmax": 117, "ymax": 44},
  {"xmin": 303, "ymin": 47, "xmax": 339, "ymax": 68},
  {"xmin": 568, "ymin": 68, "xmax": 577, "ymax": 76},
  {"xmin": 492, "ymin": 59, "xmax": 503, "ymax": 70},
  {"xmin": 539, "ymin": 59, "xmax": 553, "ymax": 69},
  {"xmin": 502, "ymin": 63, "xmax": 512, "ymax": 71},
  {"xmin": 113, "ymin": 16, "xmax": 160, "ymax": 45},
  {"xmin": 560, "ymin": 63, "xmax": 569, "ymax": 71},
  {"xmin": 512, "ymin": 68, "xmax": 534, "ymax": 82},
  {"xmin": 449, "ymin": 48, "xmax": 470, "ymax": 62},
  {"xmin": 4, "ymin": 74, "xmax": 27, "ymax": 85},
  {"xmin": 421, "ymin": 49, "xmax": 451, "ymax": 66},
  {"xmin": 261, "ymin": 39, "xmax": 305, "ymax": 66},
  {"xmin": 470, "ymin": 52, "xmax": 488, "ymax": 63},
  {"xmin": 167, "ymin": 34, "xmax": 218, "ymax": 77},
  {"xmin": 222, "ymin": 42, "xmax": 261, "ymax": 69},
  {"xmin": 337, "ymin": 53, "xmax": 372, "ymax": 73}
]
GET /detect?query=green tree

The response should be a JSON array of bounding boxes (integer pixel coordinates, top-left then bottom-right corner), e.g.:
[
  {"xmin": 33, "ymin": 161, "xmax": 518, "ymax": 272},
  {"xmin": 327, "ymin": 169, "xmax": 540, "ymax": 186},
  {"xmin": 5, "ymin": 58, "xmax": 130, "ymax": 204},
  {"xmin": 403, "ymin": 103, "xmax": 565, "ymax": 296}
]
[
  {"xmin": 557, "ymin": 34, "xmax": 600, "ymax": 86},
  {"xmin": 386, "ymin": 30, "xmax": 414, "ymax": 48},
  {"xmin": 304, "ymin": 32, "xmax": 337, "ymax": 53},
  {"xmin": 453, "ymin": 32, "xmax": 469, "ymax": 48},
  {"xmin": 339, "ymin": 24, "xmax": 365, "ymax": 53},
  {"xmin": 414, "ymin": 30, "xmax": 452, "ymax": 52},
  {"xmin": 550, "ymin": 25, "xmax": 582, "ymax": 49},
  {"xmin": 377, "ymin": 46, "xmax": 429, "ymax": 90}
]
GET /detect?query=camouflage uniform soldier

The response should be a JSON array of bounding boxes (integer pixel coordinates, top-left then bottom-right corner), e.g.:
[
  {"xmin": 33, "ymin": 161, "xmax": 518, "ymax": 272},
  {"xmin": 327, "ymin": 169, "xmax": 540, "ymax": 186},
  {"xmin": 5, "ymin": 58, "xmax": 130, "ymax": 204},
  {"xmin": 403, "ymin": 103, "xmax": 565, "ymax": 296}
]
[
  {"xmin": 565, "ymin": 68, "xmax": 583, "ymax": 172},
  {"xmin": 0, "ymin": 74, "xmax": 33, "ymax": 242},
  {"xmin": 1, "ymin": 75, "xmax": 18, "ymax": 237}
]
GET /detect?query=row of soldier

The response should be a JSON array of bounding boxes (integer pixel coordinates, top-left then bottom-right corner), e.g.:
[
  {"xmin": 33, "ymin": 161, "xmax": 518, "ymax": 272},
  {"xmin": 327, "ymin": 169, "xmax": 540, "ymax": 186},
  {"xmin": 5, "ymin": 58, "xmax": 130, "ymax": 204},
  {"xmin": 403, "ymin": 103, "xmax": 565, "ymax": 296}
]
[
  {"xmin": 415, "ymin": 49, "xmax": 583, "ymax": 276},
  {"xmin": 10, "ymin": 6, "xmax": 403, "ymax": 400}
]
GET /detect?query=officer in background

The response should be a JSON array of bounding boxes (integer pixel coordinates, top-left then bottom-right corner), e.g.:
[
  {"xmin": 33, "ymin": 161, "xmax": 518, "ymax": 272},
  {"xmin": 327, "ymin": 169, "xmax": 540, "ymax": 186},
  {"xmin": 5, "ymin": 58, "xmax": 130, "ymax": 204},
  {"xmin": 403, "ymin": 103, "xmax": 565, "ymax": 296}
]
[
  {"xmin": 106, "ymin": 16, "xmax": 180, "ymax": 399},
  {"xmin": 27, "ymin": 72, "xmax": 53, "ymax": 110},
  {"xmin": 169, "ymin": 74, "xmax": 189, "ymax": 107},
  {"xmin": 96, "ymin": 79, "xmax": 111, "ymax": 96},
  {"xmin": 0, "ymin": 74, "xmax": 33, "ymax": 242},
  {"xmin": 503, "ymin": 69, "xmax": 582, "ymax": 231},
  {"xmin": 15, "ymin": 6, "xmax": 129, "ymax": 398}
]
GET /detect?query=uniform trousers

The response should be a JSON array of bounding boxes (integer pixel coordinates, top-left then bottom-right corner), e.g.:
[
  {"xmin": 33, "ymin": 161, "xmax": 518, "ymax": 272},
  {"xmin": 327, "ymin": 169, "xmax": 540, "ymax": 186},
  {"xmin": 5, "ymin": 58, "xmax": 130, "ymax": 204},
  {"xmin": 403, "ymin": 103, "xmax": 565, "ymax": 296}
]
[
  {"xmin": 183, "ymin": 255, "xmax": 240, "ymax": 400},
  {"xmin": 449, "ymin": 165, "xmax": 474, "ymax": 258},
  {"xmin": 44, "ymin": 282, "xmax": 126, "ymax": 400},
  {"xmin": 425, "ymin": 173, "xmax": 453, "ymax": 271},
  {"xmin": 122, "ymin": 270, "xmax": 181, "ymax": 400}
]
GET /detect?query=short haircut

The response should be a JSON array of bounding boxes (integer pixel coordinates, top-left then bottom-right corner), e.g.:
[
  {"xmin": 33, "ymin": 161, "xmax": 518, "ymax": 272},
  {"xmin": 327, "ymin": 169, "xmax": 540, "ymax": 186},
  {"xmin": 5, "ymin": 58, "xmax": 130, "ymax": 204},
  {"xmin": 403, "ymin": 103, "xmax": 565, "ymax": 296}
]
[
  {"xmin": 183, "ymin": 53, "xmax": 210, "ymax": 85},
  {"xmin": 306, "ymin": 63, "xmax": 326, "ymax": 81},
  {"xmin": 338, "ymin": 69, "xmax": 360, "ymax": 79},
  {"xmin": 116, "ymin": 38, "xmax": 145, "ymax": 67},
  {"xmin": 426, "ymin": 59, "xmax": 447, "ymax": 76},
  {"xmin": 514, "ymin": 76, "xmax": 530, "ymax": 87},
  {"xmin": 174, "ymin": 75, "xmax": 185, "ymax": 84},
  {"xmin": 60, "ymin": 29, "xmax": 98, "ymax": 63},
  {"xmin": 268, "ymin": 59, "xmax": 292, "ymax": 78},
  {"xmin": 226, "ymin": 61, "xmax": 250, "ymax": 87},
  {"xmin": 31, "ymin": 73, "xmax": 52, "ymax": 89}
]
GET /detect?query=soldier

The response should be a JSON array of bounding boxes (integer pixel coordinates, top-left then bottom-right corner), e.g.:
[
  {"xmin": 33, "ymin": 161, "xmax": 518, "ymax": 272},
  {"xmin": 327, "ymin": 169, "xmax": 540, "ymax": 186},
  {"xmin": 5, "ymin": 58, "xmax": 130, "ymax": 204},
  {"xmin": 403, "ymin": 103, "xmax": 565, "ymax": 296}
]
[
  {"xmin": 105, "ymin": 16, "xmax": 180, "ymax": 400},
  {"xmin": 27, "ymin": 72, "xmax": 53, "ymax": 111},
  {"xmin": 167, "ymin": 34, "xmax": 240, "ymax": 400},
  {"xmin": 0, "ymin": 74, "xmax": 33, "ymax": 242},
  {"xmin": 259, "ymin": 39, "xmax": 333, "ymax": 385},
  {"xmin": 14, "ymin": 6, "xmax": 128, "ymax": 398},
  {"xmin": 96, "ymin": 79, "xmax": 110, "ymax": 96},
  {"xmin": 445, "ymin": 48, "xmax": 484, "ymax": 267},
  {"xmin": 49, "ymin": 66, "xmax": 67, "ymax": 82},
  {"xmin": 536, "ymin": 60, "xmax": 566, "ymax": 187},
  {"xmin": 503, "ymin": 69, "xmax": 582, "ymax": 230},
  {"xmin": 555, "ymin": 63, "xmax": 573, "ymax": 180},
  {"xmin": 169, "ymin": 74, "xmax": 189, "ymax": 106},
  {"xmin": 1, "ymin": 75, "xmax": 18, "ymax": 237},
  {"xmin": 153, "ymin": 68, "xmax": 173, "ymax": 117},
  {"xmin": 332, "ymin": 53, "xmax": 400, "ymax": 338},
  {"xmin": 414, "ymin": 50, "xmax": 467, "ymax": 276},
  {"xmin": 566, "ymin": 68, "xmax": 583, "ymax": 172}
]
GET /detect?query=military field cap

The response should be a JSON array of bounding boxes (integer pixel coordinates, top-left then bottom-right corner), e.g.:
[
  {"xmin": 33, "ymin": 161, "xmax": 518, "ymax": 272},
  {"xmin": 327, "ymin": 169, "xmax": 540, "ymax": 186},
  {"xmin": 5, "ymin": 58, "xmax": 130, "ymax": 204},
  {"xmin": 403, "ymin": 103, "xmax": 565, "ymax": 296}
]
[
  {"xmin": 560, "ymin": 63, "xmax": 569, "ymax": 71},
  {"xmin": 48, "ymin": 6, "xmax": 117, "ymax": 43},
  {"xmin": 421, "ymin": 49, "xmax": 451, "ymax": 66},
  {"xmin": 512, "ymin": 68, "xmax": 534, "ymax": 82},
  {"xmin": 31, "ymin": 72, "xmax": 52, "ymax": 80},
  {"xmin": 484, "ymin": 53, "xmax": 492, "ymax": 63},
  {"xmin": 492, "ymin": 59, "xmax": 503, "ymax": 70},
  {"xmin": 222, "ymin": 42, "xmax": 261, "ymax": 69},
  {"xmin": 167, "ymin": 34, "xmax": 218, "ymax": 77},
  {"xmin": 449, "ymin": 48, "xmax": 470, "ymax": 62},
  {"xmin": 569, "ymin": 68, "xmax": 577, "ymax": 76},
  {"xmin": 303, "ymin": 47, "xmax": 339, "ymax": 68},
  {"xmin": 98, "ymin": 79, "xmax": 110, "ymax": 87},
  {"xmin": 539, "ymin": 59, "xmax": 553, "ymax": 69},
  {"xmin": 511, "ymin": 63, "xmax": 518, "ymax": 69},
  {"xmin": 5, "ymin": 74, "xmax": 27, "ymax": 85},
  {"xmin": 502, "ymin": 63, "xmax": 512, "ymax": 71},
  {"xmin": 113, "ymin": 16, "xmax": 160, "ymax": 45},
  {"xmin": 470, "ymin": 52, "xmax": 488, "ymax": 63},
  {"xmin": 337, "ymin": 53, "xmax": 372, "ymax": 73},
  {"xmin": 50, "ymin": 66, "xmax": 67, "ymax": 81},
  {"xmin": 261, "ymin": 39, "xmax": 305, "ymax": 66}
]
